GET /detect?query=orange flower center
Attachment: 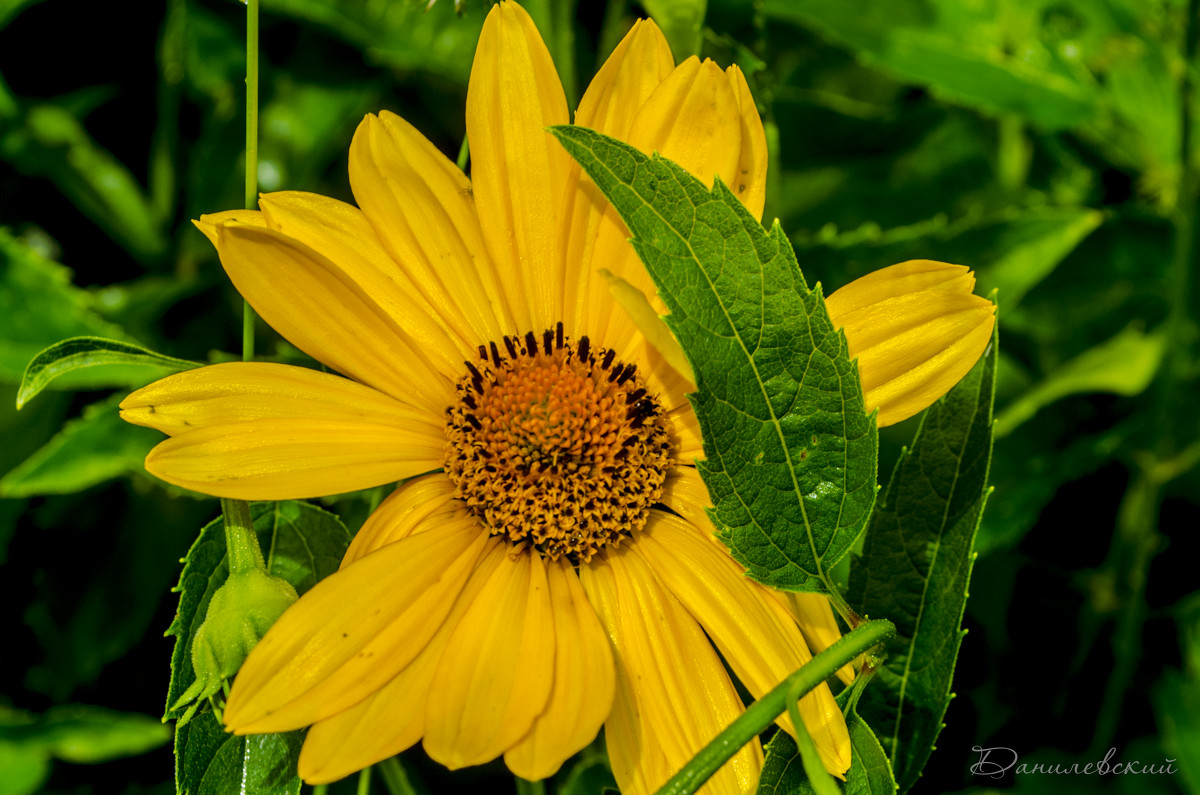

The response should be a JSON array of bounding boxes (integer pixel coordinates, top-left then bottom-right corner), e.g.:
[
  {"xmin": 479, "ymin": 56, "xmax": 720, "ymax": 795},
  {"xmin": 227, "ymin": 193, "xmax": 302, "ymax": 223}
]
[{"xmin": 444, "ymin": 324, "xmax": 672, "ymax": 563}]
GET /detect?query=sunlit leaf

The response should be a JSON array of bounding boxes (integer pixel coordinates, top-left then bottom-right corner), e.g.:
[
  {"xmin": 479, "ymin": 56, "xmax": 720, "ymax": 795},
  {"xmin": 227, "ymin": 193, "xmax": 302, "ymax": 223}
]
[{"xmin": 17, "ymin": 336, "xmax": 201, "ymax": 408}]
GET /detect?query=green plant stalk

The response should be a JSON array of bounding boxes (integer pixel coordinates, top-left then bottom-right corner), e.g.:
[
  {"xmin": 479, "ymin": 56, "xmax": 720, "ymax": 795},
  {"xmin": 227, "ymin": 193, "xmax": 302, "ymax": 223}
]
[
  {"xmin": 653, "ymin": 619, "xmax": 894, "ymax": 795},
  {"xmin": 242, "ymin": 0, "xmax": 259, "ymax": 364},
  {"xmin": 377, "ymin": 757, "xmax": 419, "ymax": 795},
  {"xmin": 357, "ymin": 767, "xmax": 372, "ymax": 795},
  {"xmin": 515, "ymin": 776, "xmax": 546, "ymax": 795},
  {"xmin": 456, "ymin": 134, "xmax": 470, "ymax": 173},
  {"xmin": 220, "ymin": 498, "xmax": 265, "ymax": 576},
  {"xmin": 220, "ymin": 0, "xmax": 264, "ymax": 576},
  {"xmin": 786, "ymin": 679, "xmax": 840, "ymax": 795}
]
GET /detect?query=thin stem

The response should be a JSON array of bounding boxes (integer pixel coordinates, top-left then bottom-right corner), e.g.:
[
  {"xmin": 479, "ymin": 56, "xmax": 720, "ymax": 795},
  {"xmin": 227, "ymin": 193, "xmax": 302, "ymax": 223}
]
[
  {"xmin": 653, "ymin": 619, "xmax": 895, "ymax": 795},
  {"xmin": 377, "ymin": 757, "xmax": 418, "ymax": 795},
  {"xmin": 242, "ymin": 0, "xmax": 260, "ymax": 363},
  {"xmin": 822, "ymin": 577, "xmax": 861, "ymax": 630},
  {"xmin": 786, "ymin": 679, "xmax": 840, "ymax": 795},
  {"xmin": 220, "ymin": 497, "xmax": 265, "ymax": 576},
  {"xmin": 313, "ymin": 786, "xmax": 328, "ymax": 795},
  {"xmin": 515, "ymin": 777, "xmax": 546, "ymax": 795},
  {"xmin": 357, "ymin": 767, "xmax": 372, "ymax": 795}
]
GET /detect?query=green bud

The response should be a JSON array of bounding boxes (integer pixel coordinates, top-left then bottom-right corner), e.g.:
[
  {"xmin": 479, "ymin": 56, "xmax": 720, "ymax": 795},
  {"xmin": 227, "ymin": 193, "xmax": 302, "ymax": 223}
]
[{"xmin": 172, "ymin": 568, "xmax": 298, "ymax": 726}]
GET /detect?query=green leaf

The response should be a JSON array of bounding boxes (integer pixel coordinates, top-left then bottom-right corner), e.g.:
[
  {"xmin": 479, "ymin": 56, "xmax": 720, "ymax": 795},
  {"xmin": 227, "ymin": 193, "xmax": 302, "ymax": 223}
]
[
  {"xmin": 17, "ymin": 336, "xmax": 201, "ymax": 409},
  {"xmin": 0, "ymin": 703, "xmax": 170, "ymax": 795},
  {"xmin": 550, "ymin": 125, "xmax": 878, "ymax": 593},
  {"xmin": 995, "ymin": 326, "xmax": 1164, "ymax": 437},
  {"xmin": 848, "ymin": 325, "xmax": 996, "ymax": 793},
  {"xmin": 0, "ymin": 393, "xmax": 160, "ymax": 498},
  {"xmin": 762, "ymin": 0, "xmax": 1096, "ymax": 129},
  {"xmin": 166, "ymin": 501, "xmax": 352, "ymax": 718},
  {"xmin": 757, "ymin": 704, "xmax": 897, "ymax": 795},
  {"xmin": 175, "ymin": 710, "xmax": 302, "ymax": 795},
  {"xmin": 0, "ymin": 230, "xmax": 134, "ymax": 386}
]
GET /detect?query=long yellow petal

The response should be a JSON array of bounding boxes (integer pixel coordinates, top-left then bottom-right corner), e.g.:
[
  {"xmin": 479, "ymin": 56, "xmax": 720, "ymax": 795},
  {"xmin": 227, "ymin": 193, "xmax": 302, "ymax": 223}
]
[
  {"xmin": 210, "ymin": 220, "xmax": 454, "ymax": 414},
  {"xmin": 119, "ymin": 361, "xmax": 433, "ymax": 438},
  {"xmin": 824, "ymin": 260, "xmax": 975, "ymax": 319},
  {"xmin": 140, "ymin": 416, "xmax": 443, "ymax": 500},
  {"xmin": 466, "ymin": 0, "xmax": 570, "ymax": 333},
  {"xmin": 347, "ymin": 112, "xmax": 515, "ymax": 343},
  {"xmin": 634, "ymin": 514, "xmax": 851, "ymax": 777},
  {"xmin": 224, "ymin": 522, "xmax": 486, "ymax": 734},
  {"xmin": 298, "ymin": 539, "xmax": 507, "ymax": 784},
  {"xmin": 580, "ymin": 550, "xmax": 762, "ymax": 795},
  {"xmin": 424, "ymin": 548, "xmax": 555, "ymax": 769},
  {"xmin": 193, "ymin": 209, "xmax": 264, "ymax": 247},
  {"xmin": 504, "ymin": 557, "xmax": 615, "ymax": 781},
  {"xmin": 341, "ymin": 473, "xmax": 462, "ymax": 567}
]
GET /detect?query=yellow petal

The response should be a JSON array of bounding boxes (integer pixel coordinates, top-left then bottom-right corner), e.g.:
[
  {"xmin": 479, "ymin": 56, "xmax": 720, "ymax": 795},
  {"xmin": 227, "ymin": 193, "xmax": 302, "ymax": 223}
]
[
  {"xmin": 424, "ymin": 548, "xmax": 555, "ymax": 769},
  {"xmin": 824, "ymin": 260, "xmax": 975, "ymax": 320},
  {"xmin": 210, "ymin": 220, "xmax": 455, "ymax": 414},
  {"xmin": 139, "ymin": 416, "xmax": 443, "ymax": 500},
  {"xmin": 601, "ymin": 269, "xmax": 694, "ymax": 385},
  {"xmin": 257, "ymin": 190, "xmax": 471, "ymax": 373},
  {"xmin": 579, "ymin": 549, "xmax": 763, "ymax": 795},
  {"xmin": 466, "ymin": 0, "xmax": 570, "ymax": 332},
  {"xmin": 825, "ymin": 260, "xmax": 995, "ymax": 426},
  {"xmin": 634, "ymin": 513, "xmax": 851, "ymax": 777},
  {"xmin": 341, "ymin": 473, "xmax": 462, "ymax": 567},
  {"xmin": 225, "ymin": 522, "xmax": 486, "ymax": 734},
  {"xmin": 669, "ymin": 410, "xmax": 703, "ymax": 464},
  {"xmin": 298, "ymin": 539, "xmax": 507, "ymax": 784},
  {"xmin": 726, "ymin": 65, "xmax": 768, "ymax": 220},
  {"xmin": 119, "ymin": 361, "xmax": 433, "ymax": 438},
  {"xmin": 347, "ymin": 112, "xmax": 515, "ymax": 343},
  {"xmin": 786, "ymin": 593, "xmax": 857, "ymax": 686},
  {"xmin": 504, "ymin": 557, "xmax": 615, "ymax": 781}
]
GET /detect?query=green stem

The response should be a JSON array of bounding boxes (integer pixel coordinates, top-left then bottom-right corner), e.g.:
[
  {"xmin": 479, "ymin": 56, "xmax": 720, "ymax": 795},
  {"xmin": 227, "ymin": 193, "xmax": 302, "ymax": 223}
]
[
  {"xmin": 313, "ymin": 786, "xmax": 328, "ymax": 795},
  {"xmin": 242, "ymin": 0, "xmax": 260, "ymax": 363},
  {"xmin": 357, "ymin": 767, "xmax": 372, "ymax": 795},
  {"xmin": 220, "ymin": 497, "xmax": 265, "ymax": 575},
  {"xmin": 822, "ymin": 576, "xmax": 861, "ymax": 629},
  {"xmin": 653, "ymin": 619, "xmax": 894, "ymax": 795},
  {"xmin": 786, "ymin": 679, "xmax": 840, "ymax": 795},
  {"xmin": 377, "ymin": 756, "xmax": 418, "ymax": 795},
  {"xmin": 515, "ymin": 777, "xmax": 546, "ymax": 795},
  {"xmin": 456, "ymin": 134, "xmax": 470, "ymax": 174}
]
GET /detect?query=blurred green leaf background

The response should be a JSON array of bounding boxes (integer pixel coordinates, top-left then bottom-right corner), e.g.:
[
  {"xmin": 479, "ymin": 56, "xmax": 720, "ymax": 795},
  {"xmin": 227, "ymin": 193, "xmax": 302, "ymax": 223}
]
[{"xmin": 1, "ymin": 0, "xmax": 1198, "ymax": 792}]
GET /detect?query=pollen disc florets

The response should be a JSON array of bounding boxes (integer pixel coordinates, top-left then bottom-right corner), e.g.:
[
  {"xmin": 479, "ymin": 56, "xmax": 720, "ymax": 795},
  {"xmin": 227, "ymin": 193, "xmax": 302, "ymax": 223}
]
[{"xmin": 444, "ymin": 323, "xmax": 673, "ymax": 564}]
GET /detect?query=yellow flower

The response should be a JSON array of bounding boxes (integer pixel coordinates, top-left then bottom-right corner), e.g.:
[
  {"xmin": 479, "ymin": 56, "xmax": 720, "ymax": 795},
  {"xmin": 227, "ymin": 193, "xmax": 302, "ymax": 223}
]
[
  {"xmin": 825, "ymin": 259, "xmax": 996, "ymax": 427},
  {"xmin": 120, "ymin": 3, "xmax": 858, "ymax": 791}
]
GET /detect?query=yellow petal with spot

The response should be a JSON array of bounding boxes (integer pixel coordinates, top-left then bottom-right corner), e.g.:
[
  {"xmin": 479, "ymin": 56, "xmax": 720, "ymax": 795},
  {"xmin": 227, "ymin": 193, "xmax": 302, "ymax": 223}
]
[
  {"xmin": 424, "ymin": 548, "xmax": 555, "ymax": 769},
  {"xmin": 634, "ymin": 513, "xmax": 851, "ymax": 778},
  {"xmin": 467, "ymin": 0, "xmax": 570, "ymax": 332},
  {"xmin": 580, "ymin": 549, "xmax": 762, "ymax": 795},
  {"xmin": 298, "ymin": 540, "xmax": 506, "ymax": 784},
  {"xmin": 224, "ymin": 523, "xmax": 486, "ymax": 733},
  {"xmin": 504, "ymin": 557, "xmax": 615, "ymax": 780},
  {"xmin": 193, "ymin": 208, "xmax": 264, "ymax": 247},
  {"xmin": 341, "ymin": 473, "xmax": 462, "ymax": 567},
  {"xmin": 347, "ymin": 112, "xmax": 515, "ymax": 343},
  {"xmin": 208, "ymin": 221, "xmax": 453, "ymax": 413},
  {"xmin": 119, "ymin": 361, "xmax": 433, "ymax": 438}
]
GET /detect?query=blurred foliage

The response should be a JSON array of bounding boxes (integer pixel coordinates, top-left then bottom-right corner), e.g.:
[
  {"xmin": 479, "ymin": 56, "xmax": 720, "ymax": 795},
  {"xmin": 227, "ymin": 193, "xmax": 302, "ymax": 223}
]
[{"xmin": 1, "ymin": 0, "xmax": 1198, "ymax": 792}]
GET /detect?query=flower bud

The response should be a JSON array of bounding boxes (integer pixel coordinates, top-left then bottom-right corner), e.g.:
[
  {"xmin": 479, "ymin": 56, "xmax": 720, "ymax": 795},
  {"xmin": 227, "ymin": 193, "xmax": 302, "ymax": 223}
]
[
  {"xmin": 172, "ymin": 569, "xmax": 298, "ymax": 725},
  {"xmin": 826, "ymin": 260, "xmax": 995, "ymax": 427}
]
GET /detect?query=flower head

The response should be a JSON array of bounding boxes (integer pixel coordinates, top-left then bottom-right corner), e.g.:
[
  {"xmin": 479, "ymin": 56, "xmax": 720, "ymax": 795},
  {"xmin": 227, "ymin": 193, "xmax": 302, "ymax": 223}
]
[{"xmin": 123, "ymin": 2, "xmax": 988, "ymax": 790}]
